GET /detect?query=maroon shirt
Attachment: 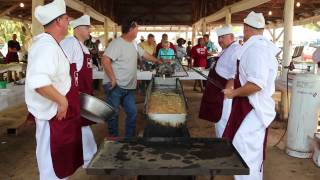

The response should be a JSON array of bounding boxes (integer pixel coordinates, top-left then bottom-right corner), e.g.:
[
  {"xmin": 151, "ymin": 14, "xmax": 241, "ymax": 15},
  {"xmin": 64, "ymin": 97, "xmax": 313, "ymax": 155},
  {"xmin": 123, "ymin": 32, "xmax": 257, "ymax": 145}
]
[{"xmin": 191, "ymin": 44, "xmax": 208, "ymax": 68}]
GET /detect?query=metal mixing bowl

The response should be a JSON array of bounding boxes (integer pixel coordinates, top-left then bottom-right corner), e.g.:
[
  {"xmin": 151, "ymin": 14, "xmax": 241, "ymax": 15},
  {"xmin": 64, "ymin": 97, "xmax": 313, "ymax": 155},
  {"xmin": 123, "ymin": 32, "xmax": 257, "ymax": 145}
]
[{"xmin": 80, "ymin": 93, "xmax": 115, "ymax": 123}]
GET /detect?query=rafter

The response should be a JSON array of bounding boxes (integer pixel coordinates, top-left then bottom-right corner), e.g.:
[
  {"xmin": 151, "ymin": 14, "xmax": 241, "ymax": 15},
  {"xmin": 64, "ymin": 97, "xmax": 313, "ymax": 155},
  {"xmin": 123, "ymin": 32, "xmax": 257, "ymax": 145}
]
[{"xmin": 0, "ymin": 4, "xmax": 19, "ymax": 17}]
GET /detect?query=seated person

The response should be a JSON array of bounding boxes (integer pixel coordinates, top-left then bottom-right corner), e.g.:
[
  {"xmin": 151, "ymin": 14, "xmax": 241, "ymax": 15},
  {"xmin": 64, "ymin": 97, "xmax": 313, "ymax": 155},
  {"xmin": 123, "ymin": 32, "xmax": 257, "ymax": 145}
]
[
  {"xmin": 156, "ymin": 33, "xmax": 176, "ymax": 56},
  {"xmin": 157, "ymin": 40, "xmax": 175, "ymax": 62}
]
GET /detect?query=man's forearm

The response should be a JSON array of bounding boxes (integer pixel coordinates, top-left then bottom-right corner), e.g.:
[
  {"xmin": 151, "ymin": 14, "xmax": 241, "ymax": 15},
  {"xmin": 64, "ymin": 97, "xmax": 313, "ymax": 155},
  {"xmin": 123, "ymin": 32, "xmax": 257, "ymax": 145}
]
[
  {"xmin": 35, "ymin": 85, "xmax": 65, "ymax": 105},
  {"xmin": 143, "ymin": 52, "xmax": 158, "ymax": 63},
  {"xmin": 225, "ymin": 79, "xmax": 234, "ymax": 89},
  {"xmin": 102, "ymin": 56, "xmax": 116, "ymax": 82},
  {"xmin": 233, "ymin": 82, "xmax": 261, "ymax": 97}
]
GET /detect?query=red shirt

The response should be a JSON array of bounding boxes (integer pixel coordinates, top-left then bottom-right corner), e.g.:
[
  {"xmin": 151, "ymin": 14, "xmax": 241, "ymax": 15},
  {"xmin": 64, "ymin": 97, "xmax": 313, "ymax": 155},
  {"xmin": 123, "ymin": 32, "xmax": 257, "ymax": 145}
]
[
  {"xmin": 191, "ymin": 44, "xmax": 208, "ymax": 68},
  {"xmin": 156, "ymin": 42, "xmax": 177, "ymax": 56}
]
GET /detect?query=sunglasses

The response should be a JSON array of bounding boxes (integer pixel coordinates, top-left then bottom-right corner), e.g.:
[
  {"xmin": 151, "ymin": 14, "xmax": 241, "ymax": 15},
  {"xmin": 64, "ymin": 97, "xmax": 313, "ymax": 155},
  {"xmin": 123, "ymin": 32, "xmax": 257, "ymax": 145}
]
[{"xmin": 130, "ymin": 21, "xmax": 138, "ymax": 28}]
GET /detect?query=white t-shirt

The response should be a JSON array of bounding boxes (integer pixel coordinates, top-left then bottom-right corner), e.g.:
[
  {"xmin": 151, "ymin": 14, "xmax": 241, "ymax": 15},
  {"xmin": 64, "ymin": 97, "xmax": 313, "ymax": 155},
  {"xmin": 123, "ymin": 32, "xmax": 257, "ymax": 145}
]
[
  {"xmin": 237, "ymin": 35, "xmax": 280, "ymax": 127},
  {"xmin": 103, "ymin": 37, "xmax": 145, "ymax": 89},
  {"xmin": 60, "ymin": 36, "xmax": 90, "ymax": 71},
  {"xmin": 215, "ymin": 42, "xmax": 241, "ymax": 79},
  {"xmin": 25, "ymin": 33, "xmax": 71, "ymax": 120},
  {"xmin": 175, "ymin": 45, "xmax": 187, "ymax": 59}
]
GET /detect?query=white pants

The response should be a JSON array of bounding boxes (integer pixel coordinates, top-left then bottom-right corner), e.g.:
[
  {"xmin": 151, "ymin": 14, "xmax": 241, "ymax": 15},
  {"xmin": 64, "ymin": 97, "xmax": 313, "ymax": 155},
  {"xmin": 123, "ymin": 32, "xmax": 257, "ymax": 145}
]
[
  {"xmin": 35, "ymin": 119, "xmax": 68, "ymax": 180},
  {"xmin": 233, "ymin": 110, "xmax": 266, "ymax": 180},
  {"xmin": 215, "ymin": 99, "xmax": 232, "ymax": 138},
  {"xmin": 81, "ymin": 126, "xmax": 97, "ymax": 168}
]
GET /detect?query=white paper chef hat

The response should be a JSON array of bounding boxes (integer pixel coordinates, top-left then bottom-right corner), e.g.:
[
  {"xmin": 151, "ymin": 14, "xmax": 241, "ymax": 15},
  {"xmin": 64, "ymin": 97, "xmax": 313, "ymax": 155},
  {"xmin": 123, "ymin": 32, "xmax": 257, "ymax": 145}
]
[
  {"xmin": 70, "ymin": 15, "xmax": 91, "ymax": 29},
  {"xmin": 216, "ymin": 25, "xmax": 233, "ymax": 37},
  {"xmin": 35, "ymin": 0, "xmax": 66, "ymax": 26},
  {"xmin": 244, "ymin": 11, "xmax": 265, "ymax": 29}
]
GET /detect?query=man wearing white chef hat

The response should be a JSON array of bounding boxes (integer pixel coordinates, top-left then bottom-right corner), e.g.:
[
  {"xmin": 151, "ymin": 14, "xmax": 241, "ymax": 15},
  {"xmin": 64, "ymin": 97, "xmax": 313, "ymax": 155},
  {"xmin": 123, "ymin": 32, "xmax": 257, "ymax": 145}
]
[
  {"xmin": 222, "ymin": 11, "xmax": 280, "ymax": 180},
  {"xmin": 199, "ymin": 25, "xmax": 241, "ymax": 138},
  {"xmin": 61, "ymin": 14, "xmax": 97, "ymax": 168},
  {"xmin": 25, "ymin": 0, "xmax": 84, "ymax": 179}
]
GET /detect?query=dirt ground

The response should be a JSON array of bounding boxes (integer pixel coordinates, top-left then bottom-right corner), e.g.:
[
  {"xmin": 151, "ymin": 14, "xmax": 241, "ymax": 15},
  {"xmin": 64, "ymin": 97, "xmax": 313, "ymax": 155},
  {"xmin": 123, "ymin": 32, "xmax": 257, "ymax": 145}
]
[{"xmin": 0, "ymin": 81, "xmax": 319, "ymax": 180}]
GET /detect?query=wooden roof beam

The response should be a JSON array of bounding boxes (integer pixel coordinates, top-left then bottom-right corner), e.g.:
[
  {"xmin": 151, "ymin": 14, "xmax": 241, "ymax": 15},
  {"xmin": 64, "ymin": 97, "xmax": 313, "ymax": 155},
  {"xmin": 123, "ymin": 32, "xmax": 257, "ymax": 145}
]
[
  {"xmin": 65, "ymin": 0, "xmax": 116, "ymax": 27},
  {"xmin": 0, "ymin": 4, "xmax": 20, "ymax": 17},
  {"xmin": 2, "ymin": 15, "xmax": 31, "ymax": 24},
  {"xmin": 267, "ymin": 14, "xmax": 320, "ymax": 28},
  {"xmin": 194, "ymin": 0, "xmax": 271, "ymax": 26}
]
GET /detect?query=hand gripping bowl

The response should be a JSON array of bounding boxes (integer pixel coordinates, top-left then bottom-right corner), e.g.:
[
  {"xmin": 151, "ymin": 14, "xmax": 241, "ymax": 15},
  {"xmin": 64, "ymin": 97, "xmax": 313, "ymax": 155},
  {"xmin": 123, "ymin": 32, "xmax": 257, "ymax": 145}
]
[{"xmin": 80, "ymin": 93, "xmax": 115, "ymax": 123}]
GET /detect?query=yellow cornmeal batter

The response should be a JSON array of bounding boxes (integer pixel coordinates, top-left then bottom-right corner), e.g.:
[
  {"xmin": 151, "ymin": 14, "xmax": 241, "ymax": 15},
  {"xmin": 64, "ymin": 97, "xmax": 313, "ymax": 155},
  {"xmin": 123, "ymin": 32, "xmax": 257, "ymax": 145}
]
[{"xmin": 148, "ymin": 91, "xmax": 186, "ymax": 114}]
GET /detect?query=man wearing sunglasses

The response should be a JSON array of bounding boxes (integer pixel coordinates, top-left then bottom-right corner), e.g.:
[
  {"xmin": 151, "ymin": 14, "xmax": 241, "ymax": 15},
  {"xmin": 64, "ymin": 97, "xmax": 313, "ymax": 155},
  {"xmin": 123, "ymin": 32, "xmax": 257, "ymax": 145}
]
[{"xmin": 101, "ymin": 19, "xmax": 161, "ymax": 137}]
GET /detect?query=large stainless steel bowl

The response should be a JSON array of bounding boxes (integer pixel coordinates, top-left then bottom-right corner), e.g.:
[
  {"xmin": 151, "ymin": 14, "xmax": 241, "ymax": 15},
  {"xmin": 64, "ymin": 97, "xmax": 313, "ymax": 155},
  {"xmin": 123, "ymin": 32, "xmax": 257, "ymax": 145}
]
[{"xmin": 80, "ymin": 93, "xmax": 115, "ymax": 123}]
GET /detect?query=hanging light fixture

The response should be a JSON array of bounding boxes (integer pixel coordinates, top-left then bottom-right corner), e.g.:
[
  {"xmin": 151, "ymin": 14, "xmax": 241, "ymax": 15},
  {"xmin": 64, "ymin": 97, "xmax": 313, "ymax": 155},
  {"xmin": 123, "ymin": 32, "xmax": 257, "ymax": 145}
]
[
  {"xmin": 19, "ymin": 3, "xmax": 24, "ymax": 8},
  {"xmin": 296, "ymin": 2, "xmax": 301, "ymax": 7},
  {"xmin": 268, "ymin": 11, "xmax": 273, "ymax": 16}
]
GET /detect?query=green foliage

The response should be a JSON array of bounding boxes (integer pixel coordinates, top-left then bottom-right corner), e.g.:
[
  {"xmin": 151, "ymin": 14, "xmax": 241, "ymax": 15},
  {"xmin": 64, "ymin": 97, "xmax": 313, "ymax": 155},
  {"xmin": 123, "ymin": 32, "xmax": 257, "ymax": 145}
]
[
  {"xmin": 67, "ymin": 26, "xmax": 74, "ymax": 36},
  {"xmin": 232, "ymin": 26, "xmax": 242, "ymax": 33},
  {"xmin": 303, "ymin": 23, "xmax": 320, "ymax": 32},
  {"xmin": 0, "ymin": 19, "xmax": 24, "ymax": 44}
]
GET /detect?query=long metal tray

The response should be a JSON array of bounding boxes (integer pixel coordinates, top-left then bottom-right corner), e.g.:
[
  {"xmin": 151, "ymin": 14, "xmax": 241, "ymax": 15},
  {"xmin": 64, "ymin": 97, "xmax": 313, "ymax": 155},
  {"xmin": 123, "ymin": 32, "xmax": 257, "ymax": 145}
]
[
  {"xmin": 87, "ymin": 137, "xmax": 249, "ymax": 176},
  {"xmin": 144, "ymin": 77, "xmax": 189, "ymax": 125}
]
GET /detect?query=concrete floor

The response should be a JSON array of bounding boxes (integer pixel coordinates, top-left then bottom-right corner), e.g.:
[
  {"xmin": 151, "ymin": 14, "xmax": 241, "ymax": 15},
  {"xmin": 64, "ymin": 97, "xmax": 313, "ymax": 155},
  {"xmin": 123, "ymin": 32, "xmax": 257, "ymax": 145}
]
[{"xmin": 0, "ymin": 81, "xmax": 319, "ymax": 180}]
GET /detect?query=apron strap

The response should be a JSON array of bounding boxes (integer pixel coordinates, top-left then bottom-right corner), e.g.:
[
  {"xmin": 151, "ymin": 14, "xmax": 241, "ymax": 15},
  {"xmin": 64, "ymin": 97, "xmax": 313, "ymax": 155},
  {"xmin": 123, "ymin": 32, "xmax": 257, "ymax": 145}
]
[
  {"xmin": 46, "ymin": 33, "xmax": 70, "ymax": 61},
  {"xmin": 235, "ymin": 60, "xmax": 240, "ymax": 80},
  {"xmin": 75, "ymin": 36, "xmax": 87, "ymax": 57}
]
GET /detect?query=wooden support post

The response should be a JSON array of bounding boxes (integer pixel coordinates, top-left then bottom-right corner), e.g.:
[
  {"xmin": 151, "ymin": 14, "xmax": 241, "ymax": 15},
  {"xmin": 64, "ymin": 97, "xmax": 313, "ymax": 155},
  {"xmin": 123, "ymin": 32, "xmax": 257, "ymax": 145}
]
[
  {"xmin": 114, "ymin": 25, "xmax": 118, "ymax": 38},
  {"xmin": 281, "ymin": 0, "xmax": 294, "ymax": 120},
  {"xmin": 32, "ymin": 0, "xmax": 44, "ymax": 36},
  {"xmin": 201, "ymin": 19, "xmax": 207, "ymax": 35},
  {"xmin": 104, "ymin": 18, "xmax": 109, "ymax": 47},
  {"xmin": 226, "ymin": 8, "xmax": 232, "ymax": 25},
  {"xmin": 282, "ymin": 0, "xmax": 294, "ymax": 80},
  {"xmin": 192, "ymin": 25, "xmax": 196, "ymax": 45}
]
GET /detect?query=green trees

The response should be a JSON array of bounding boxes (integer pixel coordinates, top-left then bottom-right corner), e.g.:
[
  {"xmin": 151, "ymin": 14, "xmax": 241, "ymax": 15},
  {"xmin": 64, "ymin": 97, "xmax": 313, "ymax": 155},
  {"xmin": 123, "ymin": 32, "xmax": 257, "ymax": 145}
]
[{"xmin": 0, "ymin": 19, "xmax": 24, "ymax": 44}]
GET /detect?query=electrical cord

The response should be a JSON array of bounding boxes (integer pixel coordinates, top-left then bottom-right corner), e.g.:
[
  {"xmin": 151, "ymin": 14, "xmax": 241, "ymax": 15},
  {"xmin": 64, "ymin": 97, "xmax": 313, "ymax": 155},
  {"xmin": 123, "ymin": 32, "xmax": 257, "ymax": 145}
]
[{"xmin": 273, "ymin": 67, "xmax": 290, "ymax": 147}]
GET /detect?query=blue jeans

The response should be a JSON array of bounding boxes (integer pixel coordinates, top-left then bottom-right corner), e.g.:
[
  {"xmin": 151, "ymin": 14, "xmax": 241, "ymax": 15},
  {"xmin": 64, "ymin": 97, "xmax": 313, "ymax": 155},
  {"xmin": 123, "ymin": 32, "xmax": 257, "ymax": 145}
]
[{"xmin": 103, "ymin": 83, "xmax": 137, "ymax": 137}]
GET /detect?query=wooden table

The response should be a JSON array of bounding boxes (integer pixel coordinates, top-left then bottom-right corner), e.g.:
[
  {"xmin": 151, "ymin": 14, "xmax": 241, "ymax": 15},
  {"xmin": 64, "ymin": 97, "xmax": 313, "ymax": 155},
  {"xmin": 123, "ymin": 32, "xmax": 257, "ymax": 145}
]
[
  {"xmin": 93, "ymin": 70, "xmax": 209, "ymax": 81},
  {"xmin": 0, "ymin": 82, "xmax": 25, "ymax": 111}
]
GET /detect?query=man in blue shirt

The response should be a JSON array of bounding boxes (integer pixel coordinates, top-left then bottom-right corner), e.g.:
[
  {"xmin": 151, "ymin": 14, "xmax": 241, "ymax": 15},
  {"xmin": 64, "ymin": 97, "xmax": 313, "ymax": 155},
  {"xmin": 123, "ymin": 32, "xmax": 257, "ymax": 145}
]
[{"xmin": 203, "ymin": 34, "xmax": 218, "ymax": 68}]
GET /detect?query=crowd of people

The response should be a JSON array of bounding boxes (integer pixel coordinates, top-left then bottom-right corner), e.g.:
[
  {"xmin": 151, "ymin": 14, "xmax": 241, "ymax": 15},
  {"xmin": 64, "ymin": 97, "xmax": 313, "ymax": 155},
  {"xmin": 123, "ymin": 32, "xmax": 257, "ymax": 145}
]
[
  {"xmin": 137, "ymin": 32, "xmax": 219, "ymax": 71},
  {"xmin": 24, "ymin": 0, "xmax": 280, "ymax": 180}
]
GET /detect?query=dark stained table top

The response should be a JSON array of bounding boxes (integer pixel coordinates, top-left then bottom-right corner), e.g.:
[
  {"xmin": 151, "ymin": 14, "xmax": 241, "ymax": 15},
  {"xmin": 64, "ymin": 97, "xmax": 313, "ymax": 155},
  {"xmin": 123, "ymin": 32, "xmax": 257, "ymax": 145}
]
[{"xmin": 87, "ymin": 137, "xmax": 249, "ymax": 176}]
